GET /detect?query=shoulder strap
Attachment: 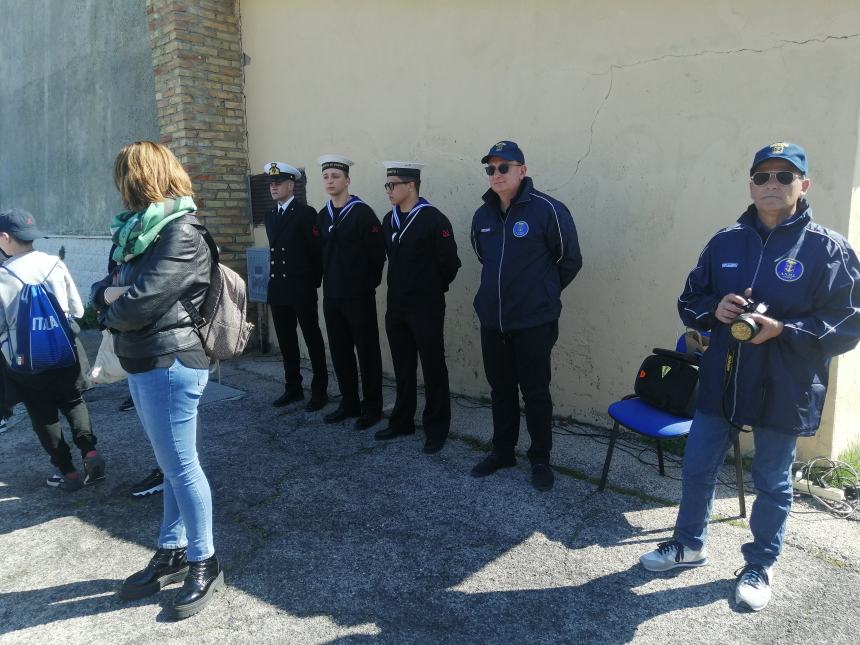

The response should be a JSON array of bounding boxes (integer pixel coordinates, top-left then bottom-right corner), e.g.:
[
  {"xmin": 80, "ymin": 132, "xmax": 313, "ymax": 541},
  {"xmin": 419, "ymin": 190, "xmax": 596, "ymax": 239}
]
[
  {"xmin": 0, "ymin": 265, "xmax": 24, "ymax": 285},
  {"xmin": 179, "ymin": 216, "xmax": 218, "ymax": 329},
  {"xmin": 1, "ymin": 258, "xmax": 61, "ymax": 285},
  {"xmin": 652, "ymin": 347, "xmax": 700, "ymax": 366}
]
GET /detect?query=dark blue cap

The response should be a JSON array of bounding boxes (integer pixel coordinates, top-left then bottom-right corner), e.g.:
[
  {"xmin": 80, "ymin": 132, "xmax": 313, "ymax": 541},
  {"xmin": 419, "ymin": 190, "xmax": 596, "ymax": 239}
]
[
  {"xmin": 481, "ymin": 140, "xmax": 525, "ymax": 164},
  {"xmin": 0, "ymin": 208, "xmax": 45, "ymax": 241},
  {"xmin": 750, "ymin": 142, "xmax": 808, "ymax": 175}
]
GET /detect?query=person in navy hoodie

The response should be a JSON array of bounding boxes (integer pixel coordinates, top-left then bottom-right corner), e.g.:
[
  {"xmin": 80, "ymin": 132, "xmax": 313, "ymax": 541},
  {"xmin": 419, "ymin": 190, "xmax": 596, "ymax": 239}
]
[
  {"xmin": 640, "ymin": 142, "xmax": 860, "ymax": 612},
  {"xmin": 469, "ymin": 141, "xmax": 582, "ymax": 491}
]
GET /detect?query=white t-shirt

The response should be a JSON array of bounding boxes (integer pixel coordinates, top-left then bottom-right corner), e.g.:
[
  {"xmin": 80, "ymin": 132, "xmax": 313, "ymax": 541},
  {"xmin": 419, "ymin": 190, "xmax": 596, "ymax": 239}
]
[{"xmin": 0, "ymin": 251, "xmax": 84, "ymax": 365}]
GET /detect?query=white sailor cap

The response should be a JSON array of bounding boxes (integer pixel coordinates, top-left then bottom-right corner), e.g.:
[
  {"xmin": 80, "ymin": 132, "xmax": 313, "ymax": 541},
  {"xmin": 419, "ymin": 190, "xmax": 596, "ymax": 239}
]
[
  {"xmin": 318, "ymin": 154, "xmax": 354, "ymax": 174},
  {"xmin": 383, "ymin": 161, "xmax": 424, "ymax": 179},
  {"xmin": 264, "ymin": 162, "xmax": 301, "ymax": 182}
]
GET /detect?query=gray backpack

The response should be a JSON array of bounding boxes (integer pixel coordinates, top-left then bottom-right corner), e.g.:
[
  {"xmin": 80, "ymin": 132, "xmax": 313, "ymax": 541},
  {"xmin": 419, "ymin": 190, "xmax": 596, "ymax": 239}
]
[{"xmin": 181, "ymin": 222, "xmax": 254, "ymax": 360}]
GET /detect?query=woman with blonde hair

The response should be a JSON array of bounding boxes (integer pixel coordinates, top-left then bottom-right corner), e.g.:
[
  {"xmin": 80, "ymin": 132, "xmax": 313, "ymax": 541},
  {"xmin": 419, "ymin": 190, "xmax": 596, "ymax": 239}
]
[{"xmin": 92, "ymin": 141, "xmax": 223, "ymax": 619}]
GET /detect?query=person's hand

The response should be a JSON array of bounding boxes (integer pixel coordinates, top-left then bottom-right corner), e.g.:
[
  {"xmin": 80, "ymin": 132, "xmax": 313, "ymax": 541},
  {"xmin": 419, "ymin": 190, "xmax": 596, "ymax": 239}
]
[
  {"xmin": 747, "ymin": 314, "xmax": 784, "ymax": 344},
  {"xmin": 714, "ymin": 287, "xmax": 753, "ymax": 324},
  {"xmin": 103, "ymin": 286, "xmax": 130, "ymax": 305}
]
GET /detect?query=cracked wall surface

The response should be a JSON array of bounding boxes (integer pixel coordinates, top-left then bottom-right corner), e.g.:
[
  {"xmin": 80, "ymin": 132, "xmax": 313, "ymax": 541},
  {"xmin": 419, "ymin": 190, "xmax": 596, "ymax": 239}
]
[{"xmin": 239, "ymin": 0, "xmax": 860, "ymax": 457}]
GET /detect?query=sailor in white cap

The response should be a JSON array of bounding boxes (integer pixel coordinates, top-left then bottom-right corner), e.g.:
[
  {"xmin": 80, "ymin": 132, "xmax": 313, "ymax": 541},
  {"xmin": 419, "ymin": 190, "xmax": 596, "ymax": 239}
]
[
  {"xmin": 263, "ymin": 161, "xmax": 328, "ymax": 411},
  {"xmin": 315, "ymin": 154, "xmax": 386, "ymax": 429},
  {"xmin": 376, "ymin": 162, "xmax": 461, "ymax": 454}
]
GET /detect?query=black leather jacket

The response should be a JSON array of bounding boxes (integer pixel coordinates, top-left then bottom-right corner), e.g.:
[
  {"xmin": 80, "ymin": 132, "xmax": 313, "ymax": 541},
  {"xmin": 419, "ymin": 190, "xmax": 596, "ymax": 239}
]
[{"xmin": 91, "ymin": 216, "xmax": 211, "ymax": 360}]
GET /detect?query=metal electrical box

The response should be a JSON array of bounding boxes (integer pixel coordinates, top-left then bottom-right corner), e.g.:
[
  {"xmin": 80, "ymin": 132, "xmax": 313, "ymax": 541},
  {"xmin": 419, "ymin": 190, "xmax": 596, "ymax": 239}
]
[{"xmin": 246, "ymin": 247, "xmax": 270, "ymax": 303}]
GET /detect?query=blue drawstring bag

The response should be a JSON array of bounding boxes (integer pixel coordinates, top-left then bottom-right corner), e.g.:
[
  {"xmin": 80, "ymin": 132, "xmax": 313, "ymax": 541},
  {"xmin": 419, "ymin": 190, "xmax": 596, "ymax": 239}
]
[{"xmin": 3, "ymin": 262, "xmax": 77, "ymax": 373}]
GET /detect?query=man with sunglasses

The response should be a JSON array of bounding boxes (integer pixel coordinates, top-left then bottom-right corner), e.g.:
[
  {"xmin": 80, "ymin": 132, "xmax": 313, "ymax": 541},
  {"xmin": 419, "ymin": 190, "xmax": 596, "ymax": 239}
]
[
  {"xmin": 470, "ymin": 140, "xmax": 582, "ymax": 491},
  {"xmin": 377, "ymin": 162, "xmax": 461, "ymax": 454},
  {"xmin": 263, "ymin": 162, "xmax": 328, "ymax": 411},
  {"xmin": 640, "ymin": 142, "xmax": 860, "ymax": 612},
  {"xmin": 316, "ymin": 154, "xmax": 386, "ymax": 429}
]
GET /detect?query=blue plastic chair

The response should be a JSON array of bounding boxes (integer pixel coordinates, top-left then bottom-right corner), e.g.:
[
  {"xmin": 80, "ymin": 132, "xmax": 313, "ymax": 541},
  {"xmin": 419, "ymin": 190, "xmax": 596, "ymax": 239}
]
[{"xmin": 597, "ymin": 335, "xmax": 746, "ymax": 517}]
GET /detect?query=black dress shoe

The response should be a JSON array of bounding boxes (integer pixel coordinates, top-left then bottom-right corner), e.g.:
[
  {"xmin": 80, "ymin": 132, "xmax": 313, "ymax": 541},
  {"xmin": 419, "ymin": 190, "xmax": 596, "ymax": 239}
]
[
  {"xmin": 471, "ymin": 452, "xmax": 516, "ymax": 478},
  {"xmin": 374, "ymin": 425, "xmax": 415, "ymax": 440},
  {"xmin": 423, "ymin": 438, "xmax": 446, "ymax": 454},
  {"xmin": 324, "ymin": 405, "xmax": 361, "ymax": 424},
  {"xmin": 120, "ymin": 547, "xmax": 189, "ymax": 600},
  {"xmin": 173, "ymin": 555, "xmax": 224, "ymax": 620},
  {"xmin": 305, "ymin": 395, "xmax": 329, "ymax": 412},
  {"xmin": 273, "ymin": 390, "xmax": 304, "ymax": 407},
  {"xmin": 354, "ymin": 413, "xmax": 382, "ymax": 430},
  {"xmin": 531, "ymin": 463, "xmax": 555, "ymax": 491}
]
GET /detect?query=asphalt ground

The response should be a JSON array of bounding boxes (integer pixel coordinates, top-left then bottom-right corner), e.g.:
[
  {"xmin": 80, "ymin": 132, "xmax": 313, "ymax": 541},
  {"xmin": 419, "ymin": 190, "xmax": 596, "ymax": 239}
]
[{"xmin": 1, "ymin": 332, "xmax": 858, "ymax": 644}]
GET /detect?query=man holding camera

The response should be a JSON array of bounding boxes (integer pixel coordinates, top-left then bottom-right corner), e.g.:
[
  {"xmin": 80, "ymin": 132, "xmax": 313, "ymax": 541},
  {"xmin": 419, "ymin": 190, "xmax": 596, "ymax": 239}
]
[{"xmin": 640, "ymin": 142, "xmax": 860, "ymax": 612}]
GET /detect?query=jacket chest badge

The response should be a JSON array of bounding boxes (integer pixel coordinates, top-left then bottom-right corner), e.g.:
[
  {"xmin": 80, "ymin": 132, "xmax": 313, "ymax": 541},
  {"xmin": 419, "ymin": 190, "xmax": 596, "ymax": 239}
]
[
  {"xmin": 512, "ymin": 221, "xmax": 529, "ymax": 238},
  {"xmin": 775, "ymin": 257, "xmax": 804, "ymax": 282}
]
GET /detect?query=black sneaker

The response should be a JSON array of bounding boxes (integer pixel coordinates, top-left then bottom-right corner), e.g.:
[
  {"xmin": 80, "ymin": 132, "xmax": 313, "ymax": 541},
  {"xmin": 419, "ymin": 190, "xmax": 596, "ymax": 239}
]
[
  {"xmin": 119, "ymin": 397, "xmax": 135, "ymax": 412},
  {"xmin": 471, "ymin": 453, "xmax": 516, "ymax": 478},
  {"xmin": 83, "ymin": 451, "xmax": 106, "ymax": 485},
  {"xmin": 131, "ymin": 469, "xmax": 165, "ymax": 498}
]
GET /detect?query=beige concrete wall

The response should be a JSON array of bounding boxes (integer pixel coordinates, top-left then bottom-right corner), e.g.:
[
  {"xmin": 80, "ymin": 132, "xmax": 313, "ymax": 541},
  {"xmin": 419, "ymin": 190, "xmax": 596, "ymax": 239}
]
[{"xmin": 239, "ymin": 0, "xmax": 860, "ymax": 458}]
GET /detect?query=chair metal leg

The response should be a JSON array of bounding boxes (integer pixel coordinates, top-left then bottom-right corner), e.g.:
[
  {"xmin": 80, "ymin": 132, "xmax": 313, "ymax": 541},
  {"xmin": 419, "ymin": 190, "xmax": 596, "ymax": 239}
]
[
  {"xmin": 656, "ymin": 440, "xmax": 665, "ymax": 476},
  {"xmin": 733, "ymin": 436, "xmax": 747, "ymax": 518},
  {"xmin": 598, "ymin": 421, "xmax": 621, "ymax": 491}
]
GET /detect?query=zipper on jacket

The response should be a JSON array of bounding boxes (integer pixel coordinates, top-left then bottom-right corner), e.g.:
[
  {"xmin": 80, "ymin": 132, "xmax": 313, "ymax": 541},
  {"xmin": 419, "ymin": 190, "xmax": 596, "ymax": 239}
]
[
  {"xmin": 497, "ymin": 210, "xmax": 508, "ymax": 333},
  {"xmin": 730, "ymin": 228, "xmax": 772, "ymax": 421}
]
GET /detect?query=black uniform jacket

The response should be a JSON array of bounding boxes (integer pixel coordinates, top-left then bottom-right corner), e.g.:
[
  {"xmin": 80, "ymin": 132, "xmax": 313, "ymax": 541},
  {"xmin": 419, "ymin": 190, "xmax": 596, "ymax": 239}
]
[
  {"xmin": 382, "ymin": 202, "xmax": 461, "ymax": 312},
  {"xmin": 265, "ymin": 199, "xmax": 322, "ymax": 305},
  {"xmin": 317, "ymin": 198, "xmax": 386, "ymax": 299}
]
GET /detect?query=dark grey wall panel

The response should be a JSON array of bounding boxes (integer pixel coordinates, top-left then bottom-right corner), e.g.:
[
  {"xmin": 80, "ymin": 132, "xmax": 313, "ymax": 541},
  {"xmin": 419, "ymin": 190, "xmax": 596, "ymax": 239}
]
[{"xmin": 0, "ymin": 0, "xmax": 159, "ymax": 234}]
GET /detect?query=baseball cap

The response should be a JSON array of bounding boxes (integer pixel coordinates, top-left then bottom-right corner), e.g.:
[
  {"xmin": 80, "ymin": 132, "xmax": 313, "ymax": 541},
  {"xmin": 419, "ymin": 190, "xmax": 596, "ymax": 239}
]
[
  {"xmin": 750, "ymin": 142, "xmax": 808, "ymax": 175},
  {"xmin": 481, "ymin": 140, "xmax": 525, "ymax": 164},
  {"xmin": 0, "ymin": 208, "xmax": 46, "ymax": 241}
]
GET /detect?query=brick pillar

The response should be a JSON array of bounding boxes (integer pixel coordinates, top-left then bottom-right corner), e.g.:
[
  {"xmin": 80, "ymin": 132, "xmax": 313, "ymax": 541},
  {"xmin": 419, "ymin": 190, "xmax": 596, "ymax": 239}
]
[{"xmin": 146, "ymin": 0, "xmax": 251, "ymax": 273}]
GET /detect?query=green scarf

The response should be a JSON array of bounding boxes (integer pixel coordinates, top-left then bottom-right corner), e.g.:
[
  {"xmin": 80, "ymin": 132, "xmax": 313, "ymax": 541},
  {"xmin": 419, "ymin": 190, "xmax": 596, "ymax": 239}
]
[{"xmin": 110, "ymin": 196, "xmax": 197, "ymax": 264}]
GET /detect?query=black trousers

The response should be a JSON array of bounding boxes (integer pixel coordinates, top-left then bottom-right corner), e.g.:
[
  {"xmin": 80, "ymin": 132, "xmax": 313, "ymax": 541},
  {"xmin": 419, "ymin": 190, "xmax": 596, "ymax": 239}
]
[
  {"xmin": 8, "ymin": 362, "xmax": 95, "ymax": 474},
  {"xmin": 480, "ymin": 320, "xmax": 559, "ymax": 464},
  {"xmin": 323, "ymin": 295, "xmax": 383, "ymax": 415},
  {"xmin": 385, "ymin": 305, "xmax": 451, "ymax": 442},
  {"xmin": 270, "ymin": 301, "xmax": 328, "ymax": 398}
]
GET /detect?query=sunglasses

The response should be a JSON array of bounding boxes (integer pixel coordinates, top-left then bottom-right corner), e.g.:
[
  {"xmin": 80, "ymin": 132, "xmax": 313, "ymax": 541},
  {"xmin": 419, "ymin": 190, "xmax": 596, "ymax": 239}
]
[
  {"xmin": 484, "ymin": 163, "xmax": 522, "ymax": 176},
  {"xmin": 384, "ymin": 181, "xmax": 411, "ymax": 192},
  {"xmin": 750, "ymin": 171, "xmax": 802, "ymax": 186}
]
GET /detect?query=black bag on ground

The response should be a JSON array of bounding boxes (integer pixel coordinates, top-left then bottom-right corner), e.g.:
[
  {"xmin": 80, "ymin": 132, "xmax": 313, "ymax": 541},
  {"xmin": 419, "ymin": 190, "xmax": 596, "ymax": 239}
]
[{"xmin": 634, "ymin": 348, "xmax": 699, "ymax": 417}]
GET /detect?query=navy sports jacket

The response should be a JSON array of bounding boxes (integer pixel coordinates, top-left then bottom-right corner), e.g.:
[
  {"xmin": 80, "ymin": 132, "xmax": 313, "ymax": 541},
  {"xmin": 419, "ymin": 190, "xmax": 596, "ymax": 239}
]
[
  {"xmin": 471, "ymin": 177, "xmax": 582, "ymax": 332},
  {"xmin": 679, "ymin": 200, "xmax": 860, "ymax": 435}
]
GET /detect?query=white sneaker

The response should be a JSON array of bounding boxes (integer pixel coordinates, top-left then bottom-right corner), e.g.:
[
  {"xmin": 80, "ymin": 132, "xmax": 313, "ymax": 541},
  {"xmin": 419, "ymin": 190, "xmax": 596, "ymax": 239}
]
[
  {"xmin": 0, "ymin": 418, "xmax": 7, "ymax": 433},
  {"xmin": 735, "ymin": 564, "xmax": 773, "ymax": 611},
  {"xmin": 640, "ymin": 540, "xmax": 709, "ymax": 572},
  {"xmin": 46, "ymin": 470, "xmax": 63, "ymax": 487}
]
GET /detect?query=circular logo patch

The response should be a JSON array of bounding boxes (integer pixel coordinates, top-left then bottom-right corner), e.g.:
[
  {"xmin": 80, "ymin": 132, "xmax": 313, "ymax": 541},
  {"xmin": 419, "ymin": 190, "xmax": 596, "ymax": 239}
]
[
  {"xmin": 775, "ymin": 258, "xmax": 803, "ymax": 282},
  {"xmin": 512, "ymin": 221, "xmax": 529, "ymax": 238}
]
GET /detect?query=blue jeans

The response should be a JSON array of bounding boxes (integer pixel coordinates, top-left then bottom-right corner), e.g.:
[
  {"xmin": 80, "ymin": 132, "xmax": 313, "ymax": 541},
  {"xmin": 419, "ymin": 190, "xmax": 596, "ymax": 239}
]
[
  {"xmin": 128, "ymin": 359, "xmax": 213, "ymax": 561},
  {"xmin": 674, "ymin": 412, "xmax": 797, "ymax": 568}
]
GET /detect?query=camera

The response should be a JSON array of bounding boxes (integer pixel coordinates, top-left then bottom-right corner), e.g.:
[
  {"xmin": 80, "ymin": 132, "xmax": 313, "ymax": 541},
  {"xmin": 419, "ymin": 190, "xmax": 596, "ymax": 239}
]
[{"xmin": 729, "ymin": 299, "xmax": 769, "ymax": 342}]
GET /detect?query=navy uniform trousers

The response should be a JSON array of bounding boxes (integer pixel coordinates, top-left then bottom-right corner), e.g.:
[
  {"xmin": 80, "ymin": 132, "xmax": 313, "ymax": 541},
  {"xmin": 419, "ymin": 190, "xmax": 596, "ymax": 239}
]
[
  {"xmin": 323, "ymin": 295, "xmax": 383, "ymax": 416},
  {"xmin": 270, "ymin": 300, "xmax": 328, "ymax": 399},
  {"xmin": 385, "ymin": 303, "xmax": 450, "ymax": 442}
]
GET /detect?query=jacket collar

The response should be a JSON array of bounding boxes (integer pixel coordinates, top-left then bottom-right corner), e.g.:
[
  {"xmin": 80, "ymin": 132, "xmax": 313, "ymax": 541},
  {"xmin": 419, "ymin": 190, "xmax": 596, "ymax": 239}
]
[
  {"xmin": 481, "ymin": 176, "xmax": 535, "ymax": 209},
  {"xmin": 737, "ymin": 198, "xmax": 812, "ymax": 231}
]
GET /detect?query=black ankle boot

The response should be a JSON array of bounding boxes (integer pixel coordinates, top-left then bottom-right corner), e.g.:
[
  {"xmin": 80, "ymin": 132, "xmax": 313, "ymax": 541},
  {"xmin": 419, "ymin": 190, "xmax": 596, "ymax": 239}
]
[
  {"xmin": 173, "ymin": 554, "xmax": 224, "ymax": 620},
  {"xmin": 120, "ymin": 547, "xmax": 189, "ymax": 600}
]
